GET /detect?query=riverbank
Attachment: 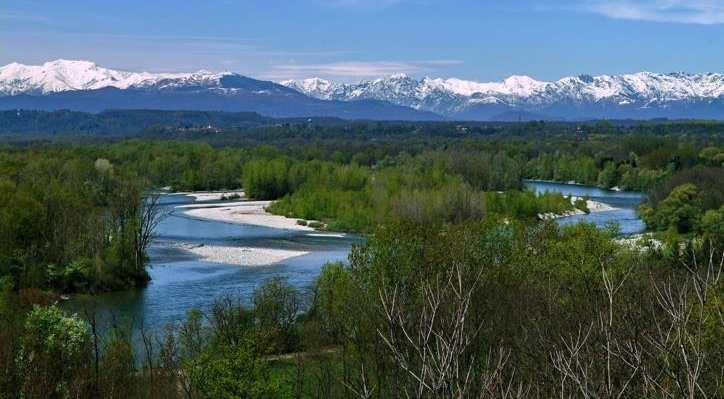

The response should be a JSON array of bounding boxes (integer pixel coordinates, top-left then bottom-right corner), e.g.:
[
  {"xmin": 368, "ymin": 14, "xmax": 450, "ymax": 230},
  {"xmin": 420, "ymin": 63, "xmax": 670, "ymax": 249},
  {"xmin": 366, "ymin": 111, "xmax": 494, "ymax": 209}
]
[
  {"xmin": 179, "ymin": 200, "xmax": 315, "ymax": 232},
  {"xmin": 168, "ymin": 242, "xmax": 308, "ymax": 267},
  {"xmin": 538, "ymin": 196, "xmax": 617, "ymax": 220},
  {"xmin": 524, "ymin": 178, "xmax": 623, "ymax": 191},
  {"xmin": 175, "ymin": 190, "xmax": 246, "ymax": 202},
  {"xmin": 164, "ymin": 192, "xmax": 330, "ymax": 266},
  {"xmin": 577, "ymin": 196, "xmax": 616, "ymax": 212}
]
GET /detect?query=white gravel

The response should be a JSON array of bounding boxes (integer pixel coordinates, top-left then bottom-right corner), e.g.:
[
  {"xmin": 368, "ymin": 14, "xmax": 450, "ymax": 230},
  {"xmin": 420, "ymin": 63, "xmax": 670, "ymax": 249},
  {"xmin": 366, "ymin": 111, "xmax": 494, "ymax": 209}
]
[
  {"xmin": 183, "ymin": 244, "xmax": 308, "ymax": 266},
  {"xmin": 570, "ymin": 196, "xmax": 617, "ymax": 212},
  {"xmin": 539, "ymin": 197, "xmax": 618, "ymax": 220},
  {"xmin": 179, "ymin": 201, "xmax": 315, "ymax": 232},
  {"xmin": 159, "ymin": 193, "xmax": 325, "ymax": 267}
]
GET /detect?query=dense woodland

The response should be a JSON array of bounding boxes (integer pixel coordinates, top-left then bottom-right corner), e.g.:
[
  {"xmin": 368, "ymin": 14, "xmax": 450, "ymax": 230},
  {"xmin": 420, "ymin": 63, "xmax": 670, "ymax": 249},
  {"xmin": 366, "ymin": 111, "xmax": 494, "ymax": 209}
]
[{"xmin": 0, "ymin": 116, "xmax": 723, "ymax": 397}]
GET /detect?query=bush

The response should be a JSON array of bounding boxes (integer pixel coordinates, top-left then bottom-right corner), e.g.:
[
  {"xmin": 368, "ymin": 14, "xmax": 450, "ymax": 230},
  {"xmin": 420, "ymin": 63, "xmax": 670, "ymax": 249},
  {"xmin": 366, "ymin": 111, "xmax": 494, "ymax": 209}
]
[
  {"xmin": 573, "ymin": 197, "xmax": 590, "ymax": 213},
  {"xmin": 307, "ymin": 221, "xmax": 324, "ymax": 229},
  {"xmin": 252, "ymin": 277, "xmax": 302, "ymax": 353},
  {"xmin": 186, "ymin": 342, "xmax": 282, "ymax": 398},
  {"xmin": 16, "ymin": 305, "xmax": 90, "ymax": 398},
  {"xmin": 699, "ymin": 206, "xmax": 724, "ymax": 247},
  {"xmin": 243, "ymin": 158, "xmax": 293, "ymax": 200},
  {"xmin": 642, "ymin": 183, "xmax": 703, "ymax": 233}
]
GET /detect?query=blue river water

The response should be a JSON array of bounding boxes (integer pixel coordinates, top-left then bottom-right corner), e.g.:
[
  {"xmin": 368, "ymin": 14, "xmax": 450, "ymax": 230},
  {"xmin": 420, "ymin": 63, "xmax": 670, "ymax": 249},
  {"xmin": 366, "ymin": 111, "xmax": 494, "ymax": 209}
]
[
  {"xmin": 68, "ymin": 183, "xmax": 645, "ymax": 332},
  {"xmin": 67, "ymin": 194, "xmax": 359, "ymax": 332},
  {"xmin": 524, "ymin": 180, "xmax": 646, "ymax": 235}
]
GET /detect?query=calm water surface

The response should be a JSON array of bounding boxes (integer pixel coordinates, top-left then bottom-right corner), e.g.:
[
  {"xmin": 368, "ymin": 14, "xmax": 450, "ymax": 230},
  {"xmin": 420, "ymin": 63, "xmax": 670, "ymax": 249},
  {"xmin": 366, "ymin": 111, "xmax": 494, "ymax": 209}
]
[
  {"xmin": 69, "ymin": 183, "xmax": 645, "ymax": 331},
  {"xmin": 68, "ymin": 194, "xmax": 359, "ymax": 332},
  {"xmin": 524, "ymin": 180, "xmax": 646, "ymax": 235}
]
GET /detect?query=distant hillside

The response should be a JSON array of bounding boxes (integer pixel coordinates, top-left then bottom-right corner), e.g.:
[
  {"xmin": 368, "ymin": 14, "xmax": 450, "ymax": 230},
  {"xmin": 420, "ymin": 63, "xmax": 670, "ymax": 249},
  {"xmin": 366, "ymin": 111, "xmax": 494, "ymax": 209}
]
[
  {"xmin": 3, "ymin": 110, "xmax": 724, "ymax": 141},
  {"xmin": 0, "ymin": 110, "xmax": 274, "ymax": 136}
]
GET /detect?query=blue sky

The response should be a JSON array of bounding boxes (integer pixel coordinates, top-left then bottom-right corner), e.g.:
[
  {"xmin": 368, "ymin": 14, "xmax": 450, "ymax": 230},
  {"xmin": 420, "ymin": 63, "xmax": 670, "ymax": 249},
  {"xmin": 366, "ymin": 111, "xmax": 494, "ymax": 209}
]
[{"xmin": 1, "ymin": 0, "xmax": 723, "ymax": 82}]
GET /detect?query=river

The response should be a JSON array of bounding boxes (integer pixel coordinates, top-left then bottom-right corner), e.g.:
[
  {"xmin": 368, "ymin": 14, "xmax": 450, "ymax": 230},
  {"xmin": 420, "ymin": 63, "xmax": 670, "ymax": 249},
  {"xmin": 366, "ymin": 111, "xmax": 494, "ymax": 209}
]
[
  {"xmin": 68, "ymin": 183, "xmax": 645, "ymax": 332},
  {"xmin": 524, "ymin": 180, "xmax": 646, "ymax": 235},
  {"xmin": 68, "ymin": 194, "xmax": 360, "ymax": 332}
]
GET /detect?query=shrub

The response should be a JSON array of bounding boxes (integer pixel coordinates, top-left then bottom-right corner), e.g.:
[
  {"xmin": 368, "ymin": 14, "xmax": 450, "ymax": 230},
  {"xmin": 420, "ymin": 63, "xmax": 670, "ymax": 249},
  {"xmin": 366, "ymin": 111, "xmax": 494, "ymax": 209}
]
[
  {"xmin": 307, "ymin": 221, "xmax": 324, "ymax": 229},
  {"xmin": 16, "ymin": 305, "xmax": 90, "ymax": 398}
]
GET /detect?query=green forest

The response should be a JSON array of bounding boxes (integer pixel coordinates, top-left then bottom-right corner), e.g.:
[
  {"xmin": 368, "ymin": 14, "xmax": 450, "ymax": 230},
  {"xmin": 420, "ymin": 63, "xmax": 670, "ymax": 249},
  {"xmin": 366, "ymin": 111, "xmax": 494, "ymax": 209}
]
[{"xmin": 0, "ymin": 117, "xmax": 723, "ymax": 398}]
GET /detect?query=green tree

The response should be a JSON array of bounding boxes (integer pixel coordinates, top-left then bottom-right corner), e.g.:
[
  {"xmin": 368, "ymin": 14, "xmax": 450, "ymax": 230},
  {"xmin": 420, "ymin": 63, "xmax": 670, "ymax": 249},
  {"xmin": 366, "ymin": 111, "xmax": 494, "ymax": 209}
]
[
  {"xmin": 243, "ymin": 158, "xmax": 292, "ymax": 200},
  {"xmin": 597, "ymin": 161, "xmax": 619, "ymax": 188},
  {"xmin": 699, "ymin": 147, "xmax": 723, "ymax": 166},
  {"xmin": 16, "ymin": 306, "xmax": 90, "ymax": 399},
  {"xmin": 642, "ymin": 183, "xmax": 703, "ymax": 233},
  {"xmin": 699, "ymin": 206, "xmax": 724, "ymax": 247},
  {"xmin": 309, "ymin": 262, "xmax": 355, "ymax": 345},
  {"xmin": 186, "ymin": 342, "xmax": 282, "ymax": 399},
  {"xmin": 252, "ymin": 277, "xmax": 302, "ymax": 353}
]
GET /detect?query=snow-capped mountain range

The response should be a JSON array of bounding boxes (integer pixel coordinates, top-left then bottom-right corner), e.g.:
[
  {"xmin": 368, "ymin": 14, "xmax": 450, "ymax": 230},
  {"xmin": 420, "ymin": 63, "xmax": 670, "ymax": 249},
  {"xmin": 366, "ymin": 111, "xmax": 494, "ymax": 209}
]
[
  {"xmin": 1, "ymin": 60, "xmax": 723, "ymax": 120},
  {"xmin": 0, "ymin": 60, "xmax": 279, "ymax": 95},
  {"xmin": 0, "ymin": 60, "xmax": 439, "ymax": 120},
  {"xmin": 282, "ymin": 72, "xmax": 724, "ymax": 120}
]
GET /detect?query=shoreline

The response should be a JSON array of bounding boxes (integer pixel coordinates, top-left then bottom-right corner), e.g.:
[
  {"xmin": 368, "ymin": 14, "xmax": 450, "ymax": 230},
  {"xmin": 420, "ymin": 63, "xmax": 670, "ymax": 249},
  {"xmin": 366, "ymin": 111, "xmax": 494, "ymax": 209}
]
[
  {"xmin": 178, "ymin": 200, "xmax": 316, "ymax": 232},
  {"xmin": 538, "ymin": 197, "xmax": 617, "ymax": 221},
  {"xmin": 169, "ymin": 190, "xmax": 320, "ymax": 232},
  {"xmin": 168, "ymin": 242, "xmax": 309, "ymax": 267},
  {"xmin": 524, "ymin": 178, "xmax": 622, "ymax": 192},
  {"xmin": 576, "ymin": 196, "xmax": 617, "ymax": 213},
  {"xmin": 162, "ymin": 192, "xmax": 330, "ymax": 266},
  {"xmin": 173, "ymin": 190, "xmax": 246, "ymax": 202}
]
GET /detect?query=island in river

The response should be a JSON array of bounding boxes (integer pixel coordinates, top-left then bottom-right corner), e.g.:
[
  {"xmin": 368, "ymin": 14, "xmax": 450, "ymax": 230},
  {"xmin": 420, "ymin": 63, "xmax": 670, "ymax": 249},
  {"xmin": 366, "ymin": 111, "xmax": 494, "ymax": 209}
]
[
  {"xmin": 67, "ymin": 182, "xmax": 646, "ymax": 332},
  {"xmin": 67, "ymin": 192, "xmax": 360, "ymax": 332},
  {"xmin": 525, "ymin": 180, "xmax": 646, "ymax": 235}
]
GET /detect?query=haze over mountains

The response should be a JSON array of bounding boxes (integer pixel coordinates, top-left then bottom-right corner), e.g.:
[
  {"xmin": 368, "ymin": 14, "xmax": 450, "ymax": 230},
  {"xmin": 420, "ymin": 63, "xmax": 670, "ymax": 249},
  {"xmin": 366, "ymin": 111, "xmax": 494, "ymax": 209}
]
[{"xmin": 2, "ymin": 60, "xmax": 724, "ymax": 121}]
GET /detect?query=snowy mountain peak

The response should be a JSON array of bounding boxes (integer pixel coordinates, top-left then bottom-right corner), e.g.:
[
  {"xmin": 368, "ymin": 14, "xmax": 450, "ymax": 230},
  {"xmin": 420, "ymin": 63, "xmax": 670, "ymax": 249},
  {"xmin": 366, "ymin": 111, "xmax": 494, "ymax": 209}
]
[
  {"xmin": 282, "ymin": 77, "xmax": 333, "ymax": 90},
  {"xmin": 2, "ymin": 60, "xmax": 141, "ymax": 95},
  {"xmin": 280, "ymin": 77, "xmax": 339, "ymax": 100},
  {"xmin": 503, "ymin": 75, "xmax": 537, "ymax": 85},
  {"xmin": 3, "ymin": 60, "xmax": 724, "ymax": 120},
  {"xmin": 0, "ymin": 60, "xmax": 233, "ymax": 96},
  {"xmin": 43, "ymin": 59, "xmax": 98, "ymax": 68},
  {"xmin": 281, "ymin": 71, "xmax": 724, "ymax": 119}
]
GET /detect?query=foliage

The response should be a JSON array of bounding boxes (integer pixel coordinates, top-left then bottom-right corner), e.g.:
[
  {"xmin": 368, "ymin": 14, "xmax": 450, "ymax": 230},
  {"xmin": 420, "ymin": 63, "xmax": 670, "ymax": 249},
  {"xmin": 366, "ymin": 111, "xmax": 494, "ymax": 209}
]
[
  {"xmin": 16, "ymin": 305, "xmax": 90, "ymax": 398},
  {"xmin": 0, "ymin": 118, "xmax": 723, "ymax": 397},
  {"xmin": 0, "ymin": 153, "xmax": 161, "ymax": 293},
  {"xmin": 252, "ymin": 277, "xmax": 303, "ymax": 354},
  {"xmin": 700, "ymin": 206, "xmax": 724, "ymax": 247},
  {"xmin": 186, "ymin": 342, "xmax": 282, "ymax": 399},
  {"xmin": 641, "ymin": 183, "xmax": 703, "ymax": 233}
]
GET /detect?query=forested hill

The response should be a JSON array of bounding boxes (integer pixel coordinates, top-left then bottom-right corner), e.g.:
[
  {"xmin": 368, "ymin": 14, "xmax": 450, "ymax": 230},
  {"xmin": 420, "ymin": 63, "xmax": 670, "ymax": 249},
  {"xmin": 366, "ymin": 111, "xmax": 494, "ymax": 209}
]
[
  {"xmin": 0, "ymin": 110, "xmax": 274, "ymax": 137},
  {"xmin": 4, "ymin": 109, "xmax": 724, "ymax": 140}
]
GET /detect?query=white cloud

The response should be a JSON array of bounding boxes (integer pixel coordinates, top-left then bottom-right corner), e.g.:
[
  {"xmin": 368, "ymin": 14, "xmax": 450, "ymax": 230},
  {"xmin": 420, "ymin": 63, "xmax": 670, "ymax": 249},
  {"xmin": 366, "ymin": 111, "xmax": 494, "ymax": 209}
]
[
  {"xmin": 583, "ymin": 0, "xmax": 724, "ymax": 24},
  {"xmin": 265, "ymin": 60, "xmax": 462, "ymax": 80}
]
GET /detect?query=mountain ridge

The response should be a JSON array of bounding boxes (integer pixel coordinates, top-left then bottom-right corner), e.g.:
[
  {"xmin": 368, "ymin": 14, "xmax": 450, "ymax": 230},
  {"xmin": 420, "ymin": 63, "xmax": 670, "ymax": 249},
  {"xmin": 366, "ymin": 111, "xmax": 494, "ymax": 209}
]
[
  {"xmin": 3, "ymin": 60, "xmax": 724, "ymax": 120},
  {"xmin": 281, "ymin": 72, "xmax": 724, "ymax": 120},
  {"xmin": 0, "ymin": 60, "xmax": 440, "ymax": 121}
]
